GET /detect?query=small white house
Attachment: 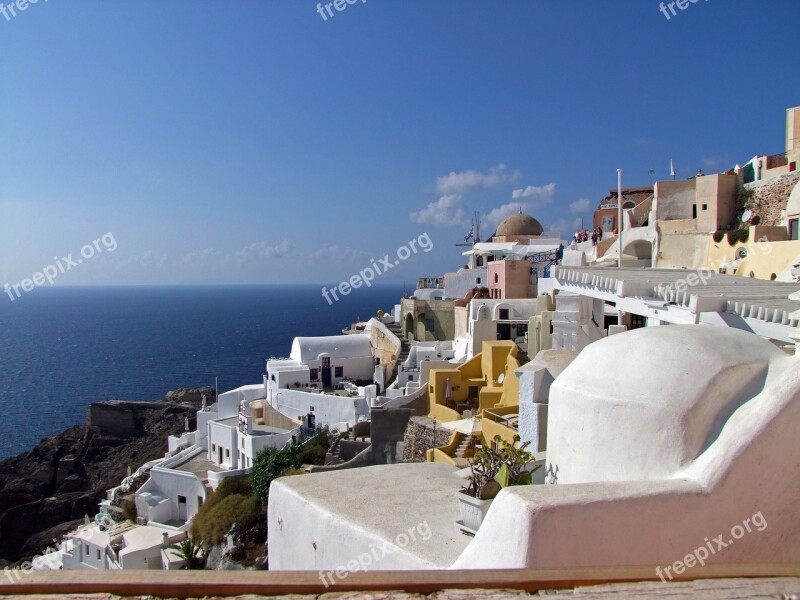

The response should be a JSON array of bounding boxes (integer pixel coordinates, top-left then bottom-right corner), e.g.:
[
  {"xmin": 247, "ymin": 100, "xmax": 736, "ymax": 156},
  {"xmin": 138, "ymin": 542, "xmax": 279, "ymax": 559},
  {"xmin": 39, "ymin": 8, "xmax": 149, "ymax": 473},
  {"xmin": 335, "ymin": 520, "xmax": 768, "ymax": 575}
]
[
  {"xmin": 135, "ymin": 447, "xmax": 212, "ymax": 529},
  {"xmin": 290, "ymin": 334, "xmax": 375, "ymax": 387},
  {"xmin": 55, "ymin": 520, "xmax": 186, "ymax": 571},
  {"xmin": 456, "ymin": 298, "xmax": 540, "ymax": 359}
]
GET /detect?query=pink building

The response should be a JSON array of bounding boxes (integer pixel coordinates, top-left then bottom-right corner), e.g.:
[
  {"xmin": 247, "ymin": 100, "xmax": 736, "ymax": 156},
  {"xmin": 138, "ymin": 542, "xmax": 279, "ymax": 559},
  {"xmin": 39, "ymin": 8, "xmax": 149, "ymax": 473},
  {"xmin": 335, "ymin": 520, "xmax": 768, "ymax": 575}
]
[{"xmin": 487, "ymin": 259, "xmax": 536, "ymax": 299}]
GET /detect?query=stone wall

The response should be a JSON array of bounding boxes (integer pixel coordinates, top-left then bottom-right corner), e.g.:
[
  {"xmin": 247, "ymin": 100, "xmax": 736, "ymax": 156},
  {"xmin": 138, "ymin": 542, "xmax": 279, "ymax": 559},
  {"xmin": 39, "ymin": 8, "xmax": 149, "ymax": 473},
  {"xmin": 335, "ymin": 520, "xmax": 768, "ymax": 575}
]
[
  {"xmin": 401, "ymin": 416, "xmax": 452, "ymax": 463},
  {"xmin": 746, "ymin": 172, "xmax": 800, "ymax": 226}
]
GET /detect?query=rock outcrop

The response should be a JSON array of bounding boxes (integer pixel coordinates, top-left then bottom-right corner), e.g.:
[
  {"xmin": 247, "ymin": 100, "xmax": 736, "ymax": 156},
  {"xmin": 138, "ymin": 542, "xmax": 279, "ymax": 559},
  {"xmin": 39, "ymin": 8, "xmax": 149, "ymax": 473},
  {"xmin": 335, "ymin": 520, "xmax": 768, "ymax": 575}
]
[{"xmin": 0, "ymin": 387, "xmax": 216, "ymax": 566}]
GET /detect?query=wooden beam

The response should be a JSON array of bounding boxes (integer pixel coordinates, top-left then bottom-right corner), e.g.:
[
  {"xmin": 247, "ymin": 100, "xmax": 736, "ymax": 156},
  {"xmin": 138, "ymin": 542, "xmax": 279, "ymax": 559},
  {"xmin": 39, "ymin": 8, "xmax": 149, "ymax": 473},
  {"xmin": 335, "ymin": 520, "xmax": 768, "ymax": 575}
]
[{"xmin": 1, "ymin": 565, "xmax": 799, "ymax": 598}]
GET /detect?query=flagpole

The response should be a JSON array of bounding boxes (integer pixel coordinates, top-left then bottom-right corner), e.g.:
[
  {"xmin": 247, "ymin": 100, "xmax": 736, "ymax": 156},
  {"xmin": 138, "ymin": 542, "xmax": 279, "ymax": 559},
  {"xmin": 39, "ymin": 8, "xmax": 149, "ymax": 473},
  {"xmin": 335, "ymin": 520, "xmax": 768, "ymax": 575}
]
[{"xmin": 617, "ymin": 169, "xmax": 623, "ymax": 269}]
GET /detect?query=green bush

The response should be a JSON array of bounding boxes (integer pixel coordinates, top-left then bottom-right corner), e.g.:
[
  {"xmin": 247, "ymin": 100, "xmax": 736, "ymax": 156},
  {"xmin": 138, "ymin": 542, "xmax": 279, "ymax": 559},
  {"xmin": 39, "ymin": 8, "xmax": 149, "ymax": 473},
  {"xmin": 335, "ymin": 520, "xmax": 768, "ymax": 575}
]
[
  {"xmin": 712, "ymin": 230, "xmax": 725, "ymax": 243},
  {"xmin": 737, "ymin": 186, "xmax": 755, "ymax": 211},
  {"xmin": 190, "ymin": 493, "xmax": 261, "ymax": 547},
  {"xmin": 120, "ymin": 497, "xmax": 137, "ymax": 522},
  {"xmin": 251, "ymin": 445, "xmax": 303, "ymax": 504},
  {"xmin": 296, "ymin": 444, "xmax": 327, "ymax": 465},
  {"xmin": 726, "ymin": 228, "xmax": 750, "ymax": 245}
]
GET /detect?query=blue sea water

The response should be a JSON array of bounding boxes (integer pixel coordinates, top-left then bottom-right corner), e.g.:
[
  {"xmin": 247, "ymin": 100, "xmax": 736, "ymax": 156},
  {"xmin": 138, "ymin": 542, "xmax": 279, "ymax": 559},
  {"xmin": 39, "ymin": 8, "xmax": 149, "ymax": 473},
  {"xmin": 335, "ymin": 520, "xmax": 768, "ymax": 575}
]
[{"xmin": 0, "ymin": 285, "xmax": 403, "ymax": 460}]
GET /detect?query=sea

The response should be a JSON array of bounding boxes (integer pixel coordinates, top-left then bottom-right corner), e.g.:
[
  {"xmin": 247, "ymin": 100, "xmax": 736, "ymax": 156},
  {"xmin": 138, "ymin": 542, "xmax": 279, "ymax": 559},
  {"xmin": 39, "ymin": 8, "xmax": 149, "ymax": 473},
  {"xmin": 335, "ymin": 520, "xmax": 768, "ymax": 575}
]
[{"xmin": 0, "ymin": 285, "xmax": 404, "ymax": 461}]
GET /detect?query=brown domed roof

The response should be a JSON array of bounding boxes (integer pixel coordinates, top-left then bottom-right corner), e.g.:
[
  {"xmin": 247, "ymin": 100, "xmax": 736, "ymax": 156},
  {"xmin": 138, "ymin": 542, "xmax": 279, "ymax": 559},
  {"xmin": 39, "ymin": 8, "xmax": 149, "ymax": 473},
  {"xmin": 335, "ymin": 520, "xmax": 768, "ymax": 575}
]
[{"xmin": 495, "ymin": 212, "xmax": 543, "ymax": 237}]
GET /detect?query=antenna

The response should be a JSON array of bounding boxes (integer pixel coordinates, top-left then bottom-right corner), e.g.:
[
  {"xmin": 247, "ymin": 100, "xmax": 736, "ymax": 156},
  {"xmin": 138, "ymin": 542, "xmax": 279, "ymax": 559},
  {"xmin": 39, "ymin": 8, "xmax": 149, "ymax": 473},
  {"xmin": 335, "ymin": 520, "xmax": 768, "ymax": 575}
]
[{"xmin": 456, "ymin": 211, "xmax": 481, "ymax": 247}]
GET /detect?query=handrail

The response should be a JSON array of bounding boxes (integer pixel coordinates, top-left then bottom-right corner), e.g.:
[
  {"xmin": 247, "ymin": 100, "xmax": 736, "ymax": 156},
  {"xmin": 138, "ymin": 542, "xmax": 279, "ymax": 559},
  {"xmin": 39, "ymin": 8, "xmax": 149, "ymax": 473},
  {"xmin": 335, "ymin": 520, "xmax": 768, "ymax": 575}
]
[{"xmin": 3, "ymin": 565, "xmax": 799, "ymax": 598}]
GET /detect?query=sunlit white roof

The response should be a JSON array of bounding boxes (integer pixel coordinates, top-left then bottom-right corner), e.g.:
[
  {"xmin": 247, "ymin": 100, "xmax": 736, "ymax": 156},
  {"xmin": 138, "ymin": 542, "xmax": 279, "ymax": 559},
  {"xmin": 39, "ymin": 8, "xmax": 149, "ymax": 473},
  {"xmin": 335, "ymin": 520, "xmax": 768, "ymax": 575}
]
[{"xmin": 290, "ymin": 334, "xmax": 372, "ymax": 362}]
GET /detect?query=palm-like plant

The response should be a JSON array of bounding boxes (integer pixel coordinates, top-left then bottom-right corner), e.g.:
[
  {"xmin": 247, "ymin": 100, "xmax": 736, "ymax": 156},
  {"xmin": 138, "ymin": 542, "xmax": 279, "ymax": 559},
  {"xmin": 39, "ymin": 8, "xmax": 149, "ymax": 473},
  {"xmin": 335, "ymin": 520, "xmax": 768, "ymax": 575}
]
[
  {"xmin": 176, "ymin": 536, "xmax": 205, "ymax": 570},
  {"xmin": 461, "ymin": 434, "xmax": 536, "ymax": 499}
]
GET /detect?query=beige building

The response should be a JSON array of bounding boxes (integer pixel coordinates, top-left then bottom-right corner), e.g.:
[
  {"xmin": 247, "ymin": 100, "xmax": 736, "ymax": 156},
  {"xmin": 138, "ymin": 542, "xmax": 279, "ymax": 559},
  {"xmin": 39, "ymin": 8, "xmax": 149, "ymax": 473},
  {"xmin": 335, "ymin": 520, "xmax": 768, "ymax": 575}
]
[
  {"xmin": 401, "ymin": 297, "xmax": 456, "ymax": 342},
  {"xmin": 653, "ymin": 173, "xmax": 739, "ymax": 233}
]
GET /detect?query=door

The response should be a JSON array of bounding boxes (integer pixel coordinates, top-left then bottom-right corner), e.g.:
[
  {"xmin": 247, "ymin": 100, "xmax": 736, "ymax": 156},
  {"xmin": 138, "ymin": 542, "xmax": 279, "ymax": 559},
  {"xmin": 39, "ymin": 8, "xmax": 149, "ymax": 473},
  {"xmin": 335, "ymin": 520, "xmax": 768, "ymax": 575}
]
[
  {"xmin": 321, "ymin": 357, "xmax": 332, "ymax": 387},
  {"xmin": 177, "ymin": 495, "xmax": 187, "ymax": 521},
  {"xmin": 217, "ymin": 446, "xmax": 223, "ymax": 464},
  {"xmin": 497, "ymin": 323, "xmax": 511, "ymax": 340}
]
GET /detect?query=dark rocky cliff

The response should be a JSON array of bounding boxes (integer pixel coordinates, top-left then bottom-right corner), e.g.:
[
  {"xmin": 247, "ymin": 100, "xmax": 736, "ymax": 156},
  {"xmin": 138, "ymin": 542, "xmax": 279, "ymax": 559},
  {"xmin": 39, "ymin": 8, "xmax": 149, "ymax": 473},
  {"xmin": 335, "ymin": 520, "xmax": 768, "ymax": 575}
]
[{"xmin": 0, "ymin": 387, "xmax": 215, "ymax": 566}]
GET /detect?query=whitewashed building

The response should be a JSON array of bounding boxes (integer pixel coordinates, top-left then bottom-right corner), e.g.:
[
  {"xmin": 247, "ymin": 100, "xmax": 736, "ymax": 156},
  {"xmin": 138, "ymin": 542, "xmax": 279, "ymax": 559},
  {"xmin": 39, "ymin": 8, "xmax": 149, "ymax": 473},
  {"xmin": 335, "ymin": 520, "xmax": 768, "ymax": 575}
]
[
  {"xmin": 136, "ymin": 384, "xmax": 302, "ymax": 530},
  {"xmin": 455, "ymin": 298, "xmax": 540, "ymax": 359},
  {"xmin": 44, "ymin": 520, "xmax": 186, "ymax": 571},
  {"xmin": 265, "ymin": 334, "xmax": 378, "ymax": 431}
]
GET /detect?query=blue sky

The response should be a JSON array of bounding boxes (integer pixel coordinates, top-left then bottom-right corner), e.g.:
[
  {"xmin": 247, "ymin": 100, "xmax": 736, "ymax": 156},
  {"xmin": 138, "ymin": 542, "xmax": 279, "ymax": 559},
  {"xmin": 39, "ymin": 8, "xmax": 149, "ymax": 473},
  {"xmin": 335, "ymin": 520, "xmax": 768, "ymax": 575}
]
[{"xmin": 1, "ymin": 0, "xmax": 798, "ymax": 286}]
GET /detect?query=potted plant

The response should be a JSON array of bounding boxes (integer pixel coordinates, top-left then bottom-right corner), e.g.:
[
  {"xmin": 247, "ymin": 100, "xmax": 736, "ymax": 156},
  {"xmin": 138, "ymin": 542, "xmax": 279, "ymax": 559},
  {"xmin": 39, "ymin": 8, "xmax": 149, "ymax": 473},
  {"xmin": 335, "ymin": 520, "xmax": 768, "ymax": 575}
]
[{"xmin": 456, "ymin": 434, "xmax": 537, "ymax": 534}]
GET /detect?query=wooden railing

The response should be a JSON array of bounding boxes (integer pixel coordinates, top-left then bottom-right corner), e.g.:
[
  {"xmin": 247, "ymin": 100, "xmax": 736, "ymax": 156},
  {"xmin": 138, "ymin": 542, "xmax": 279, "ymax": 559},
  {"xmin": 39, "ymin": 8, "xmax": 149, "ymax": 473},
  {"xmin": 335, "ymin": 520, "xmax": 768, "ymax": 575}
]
[{"xmin": 1, "ymin": 565, "xmax": 798, "ymax": 598}]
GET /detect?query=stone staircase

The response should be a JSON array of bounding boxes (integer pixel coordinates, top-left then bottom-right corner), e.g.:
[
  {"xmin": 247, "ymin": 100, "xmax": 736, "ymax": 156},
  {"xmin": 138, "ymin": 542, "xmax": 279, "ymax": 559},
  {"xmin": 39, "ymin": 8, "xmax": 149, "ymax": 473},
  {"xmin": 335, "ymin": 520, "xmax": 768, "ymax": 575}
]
[
  {"xmin": 448, "ymin": 432, "xmax": 479, "ymax": 468},
  {"xmin": 325, "ymin": 433, "xmax": 348, "ymax": 466},
  {"xmin": 386, "ymin": 322, "xmax": 411, "ymax": 386}
]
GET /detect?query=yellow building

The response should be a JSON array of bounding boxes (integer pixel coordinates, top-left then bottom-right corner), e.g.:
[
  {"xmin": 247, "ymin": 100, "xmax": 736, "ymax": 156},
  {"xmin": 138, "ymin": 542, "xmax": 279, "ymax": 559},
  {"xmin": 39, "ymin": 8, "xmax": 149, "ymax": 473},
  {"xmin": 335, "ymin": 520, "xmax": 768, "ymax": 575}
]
[{"xmin": 426, "ymin": 340, "xmax": 523, "ymax": 465}]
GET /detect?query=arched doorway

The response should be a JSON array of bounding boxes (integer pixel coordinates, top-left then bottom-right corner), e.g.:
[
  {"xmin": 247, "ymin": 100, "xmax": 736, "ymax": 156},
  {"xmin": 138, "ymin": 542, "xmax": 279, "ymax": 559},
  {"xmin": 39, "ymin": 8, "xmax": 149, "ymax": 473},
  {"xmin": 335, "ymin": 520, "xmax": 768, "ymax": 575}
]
[
  {"xmin": 624, "ymin": 240, "xmax": 653, "ymax": 261},
  {"xmin": 405, "ymin": 313, "xmax": 415, "ymax": 340}
]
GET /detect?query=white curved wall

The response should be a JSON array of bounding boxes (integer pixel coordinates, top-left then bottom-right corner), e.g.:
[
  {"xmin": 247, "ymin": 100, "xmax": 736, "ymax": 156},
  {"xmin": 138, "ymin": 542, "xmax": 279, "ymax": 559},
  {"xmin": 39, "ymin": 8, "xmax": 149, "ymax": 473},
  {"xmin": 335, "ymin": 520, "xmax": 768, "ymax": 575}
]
[{"xmin": 453, "ymin": 326, "xmax": 800, "ymax": 570}]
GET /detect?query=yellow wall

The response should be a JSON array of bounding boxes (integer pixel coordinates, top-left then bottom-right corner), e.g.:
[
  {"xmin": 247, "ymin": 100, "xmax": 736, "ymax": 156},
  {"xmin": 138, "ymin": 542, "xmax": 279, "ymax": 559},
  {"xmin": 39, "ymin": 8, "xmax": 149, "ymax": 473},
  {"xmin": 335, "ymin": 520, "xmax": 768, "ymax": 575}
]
[
  {"xmin": 427, "ymin": 340, "xmax": 520, "ymax": 424},
  {"xmin": 704, "ymin": 237, "xmax": 800, "ymax": 280},
  {"xmin": 482, "ymin": 414, "xmax": 518, "ymax": 447}
]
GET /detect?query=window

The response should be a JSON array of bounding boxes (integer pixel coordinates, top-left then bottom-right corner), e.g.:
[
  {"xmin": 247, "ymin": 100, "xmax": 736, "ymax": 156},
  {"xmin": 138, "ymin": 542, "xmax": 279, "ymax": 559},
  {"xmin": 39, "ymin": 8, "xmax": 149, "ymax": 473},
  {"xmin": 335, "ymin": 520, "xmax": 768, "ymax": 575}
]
[
  {"xmin": 97, "ymin": 549, "xmax": 101, "ymax": 560},
  {"xmin": 494, "ymin": 273, "xmax": 499, "ymax": 284},
  {"xmin": 198, "ymin": 496, "xmax": 203, "ymax": 507},
  {"xmin": 630, "ymin": 314, "xmax": 646, "ymax": 330},
  {"xmin": 517, "ymin": 324, "xmax": 528, "ymax": 337},
  {"xmin": 702, "ymin": 204, "xmax": 708, "ymax": 211},
  {"xmin": 499, "ymin": 308, "xmax": 509, "ymax": 320},
  {"xmin": 790, "ymin": 219, "xmax": 799, "ymax": 241},
  {"xmin": 322, "ymin": 357, "xmax": 331, "ymax": 368},
  {"xmin": 335, "ymin": 366, "xmax": 343, "ymax": 377},
  {"xmin": 178, "ymin": 495, "xmax": 187, "ymax": 505},
  {"xmin": 84, "ymin": 545, "xmax": 89, "ymax": 557},
  {"xmin": 225, "ymin": 449, "xmax": 230, "ymax": 458},
  {"xmin": 476, "ymin": 277, "xmax": 481, "ymax": 284},
  {"xmin": 211, "ymin": 444, "xmax": 216, "ymax": 453},
  {"xmin": 426, "ymin": 318, "xmax": 435, "ymax": 332},
  {"xmin": 310, "ymin": 368, "xmax": 318, "ymax": 381},
  {"xmin": 692, "ymin": 204, "xmax": 698, "ymax": 219}
]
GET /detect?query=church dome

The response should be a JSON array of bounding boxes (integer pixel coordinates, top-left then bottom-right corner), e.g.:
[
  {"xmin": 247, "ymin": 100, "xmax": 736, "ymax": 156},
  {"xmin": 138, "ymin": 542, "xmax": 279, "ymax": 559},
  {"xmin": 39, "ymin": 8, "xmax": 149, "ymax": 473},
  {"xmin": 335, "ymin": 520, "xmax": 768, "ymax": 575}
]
[{"xmin": 495, "ymin": 212, "xmax": 543, "ymax": 237}]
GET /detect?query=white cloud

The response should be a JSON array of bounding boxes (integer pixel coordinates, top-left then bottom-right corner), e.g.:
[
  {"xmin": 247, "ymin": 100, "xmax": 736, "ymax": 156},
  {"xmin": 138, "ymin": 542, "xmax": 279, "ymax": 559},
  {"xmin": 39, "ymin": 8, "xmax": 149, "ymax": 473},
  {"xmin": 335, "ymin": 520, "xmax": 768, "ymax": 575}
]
[
  {"xmin": 701, "ymin": 155, "xmax": 725, "ymax": 169},
  {"xmin": 548, "ymin": 217, "xmax": 583, "ymax": 237},
  {"xmin": 484, "ymin": 201, "xmax": 529, "ymax": 229},
  {"xmin": 569, "ymin": 197, "xmax": 592, "ymax": 214},
  {"xmin": 310, "ymin": 244, "xmax": 366, "ymax": 262},
  {"xmin": 436, "ymin": 164, "xmax": 519, "ymax": 195},
  {"xmin": 237, "ymin": 240, "xmax": 291, "ymax": 261},
  {"xmin": 113, "ymin": 250, "xmax": 168, "ymax": 271},
  {"xmin": 180, "ymin": 248, "xmax": 219, "ymax": 267},
  {"xmin": 483, "ymin": 183, "xmax": 558, "ymax": 230},
  {"xmin": 410, "ymin": 194, "xmax": 467, "ymax": 227},
  {"xmin": 511, "ymin": 183, "xmax": 556, "ymax": 200}
]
